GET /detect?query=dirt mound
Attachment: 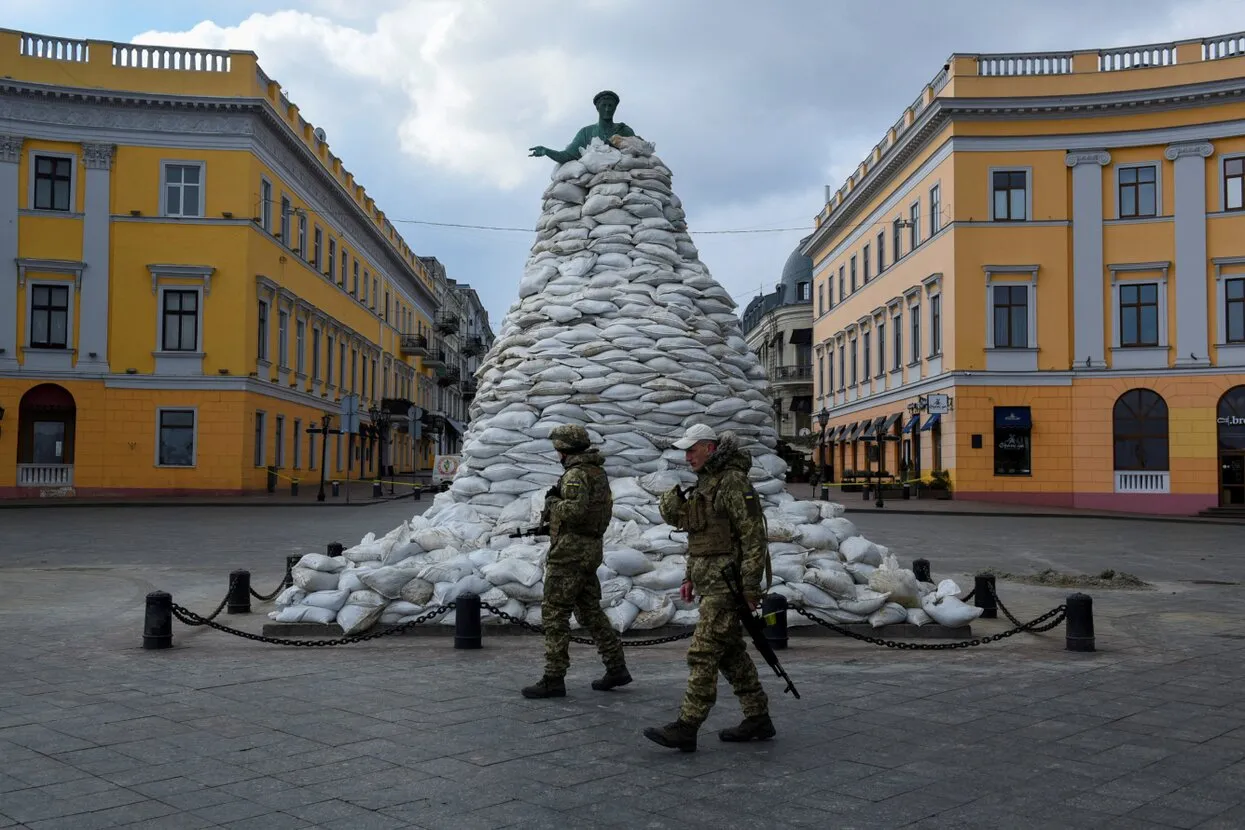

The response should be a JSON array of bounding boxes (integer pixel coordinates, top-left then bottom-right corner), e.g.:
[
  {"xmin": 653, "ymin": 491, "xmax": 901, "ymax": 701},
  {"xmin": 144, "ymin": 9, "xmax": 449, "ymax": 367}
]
[{"xmin": 987, "ymin": 568, "xmax": 1153, "ymax": 590}]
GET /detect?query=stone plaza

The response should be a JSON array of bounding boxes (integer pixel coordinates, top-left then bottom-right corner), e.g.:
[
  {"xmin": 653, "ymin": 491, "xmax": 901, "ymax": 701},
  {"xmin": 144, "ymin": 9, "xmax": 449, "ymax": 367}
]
[{"xmin": 1, "ymin": 501, "xmax": 1244, "ymax": 829}]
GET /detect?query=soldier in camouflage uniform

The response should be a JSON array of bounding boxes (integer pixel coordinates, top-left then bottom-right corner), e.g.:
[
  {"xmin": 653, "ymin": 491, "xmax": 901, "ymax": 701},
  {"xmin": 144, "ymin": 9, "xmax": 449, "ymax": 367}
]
[
  {"xmin": 644, "ymin": 423, "xmax": 773, "ymax": 752},
  {"xmin": 522, "ymin": 424, "xmax": 631, "ymax": 699}
]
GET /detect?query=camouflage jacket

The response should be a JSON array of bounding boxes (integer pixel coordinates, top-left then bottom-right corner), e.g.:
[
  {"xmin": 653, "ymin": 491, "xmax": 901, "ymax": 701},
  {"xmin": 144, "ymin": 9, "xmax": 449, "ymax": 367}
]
[
  {"xmin": 659, "ymin": 433, "xmax": 768, "ymax": 599},
  {"xmin": 543, "ymin": 449, "xmax": 613, "ymax": 567}
]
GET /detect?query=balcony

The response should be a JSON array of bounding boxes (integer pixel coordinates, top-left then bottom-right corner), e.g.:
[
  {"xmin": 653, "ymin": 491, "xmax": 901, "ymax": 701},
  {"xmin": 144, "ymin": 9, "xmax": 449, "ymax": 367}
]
[
  {"xmin": 435, "ymin": 313, "xmax": 459, "ymax": 335},
  {"xmin": 462, "ymin": 335, "xmax": 485, "ymax": 357},
  {"xmin": 437, "ymin": 366, "xmax": 461, "ymax": 387},
  {"xmin": 400, "ymin": 334, "xmax": 428, "ymax": 357},
  {"xmin": 381, "ymin": 397, "xmax": 414, "ymax": 417},
  {"xmin": 1115, "ymin": 471, "xmax": 1170, "ymax": 494},
  {"xmin": 461, "ymin": 378, "xmax": 478, "ymax": 399},
  {"xmin": 423, "ymin": 348, "xmax": 445, "ymax": 369},
  {"xmin": 17, "ymin": 463, "xmax": 74, "ymax": 488},
  {"xmin": 770, "ymin": 365, "xmax": 813, "ymax": 385}
]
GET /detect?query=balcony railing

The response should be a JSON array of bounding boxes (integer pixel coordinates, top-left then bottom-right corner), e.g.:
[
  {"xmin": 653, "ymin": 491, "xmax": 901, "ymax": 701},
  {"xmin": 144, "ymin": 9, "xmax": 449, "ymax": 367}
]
[
  {"xmin": 1114, "ymin": 471, "xmax": 1170, "ymax": 494},
  {"xmin": 461, "ymin": 378, "xmax": 478, "ymax": 398},
  {"xmin": 462, "ymin": 335, "xmax": 485, "ymax": 356},
  {"xmin": 771, "ymin": 365, "xmax": 813, "ymax": 382},
  {"xmin": 437, "ymin": 366, "xmax": 461, "ymax": 387},
  {"xmin": 435, "ymin": 313, "xmax": 459, "ymax": 334},
  {"xmin": 399, "ymin": 333, "xmax": 428, "ymax": 357},
  {"xmin": 423, "ymin": 348, "xmax": 445, "ymax": 369},
  {"xmin": 17, "ymin": 464, "xmax": 74, "ymax": 488}
]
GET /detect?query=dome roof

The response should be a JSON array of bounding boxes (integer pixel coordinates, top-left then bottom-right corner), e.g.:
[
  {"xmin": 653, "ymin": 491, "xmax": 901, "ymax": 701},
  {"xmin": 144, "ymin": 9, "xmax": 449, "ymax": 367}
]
[{"xmin": 776, "ymin": 235, "xmax": 813, "ymax": 302}]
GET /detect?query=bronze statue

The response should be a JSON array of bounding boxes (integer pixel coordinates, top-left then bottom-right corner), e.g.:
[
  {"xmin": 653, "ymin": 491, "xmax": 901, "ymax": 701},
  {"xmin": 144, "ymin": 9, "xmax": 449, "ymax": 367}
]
[{"xmin": 529, "ymin": 90, "xmax": 636, "ymax": 164}]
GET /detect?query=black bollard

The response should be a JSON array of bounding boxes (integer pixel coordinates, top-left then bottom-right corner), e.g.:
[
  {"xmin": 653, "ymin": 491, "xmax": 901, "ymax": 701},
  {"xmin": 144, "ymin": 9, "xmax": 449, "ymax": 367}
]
[
  {"xmin": 142, "ymin": 591, "xmax": 173, "ymax": 650},
  {"xmin": 913, "ymin": 558, "xmax": 932, "ymax": 584},
  {"xmin": 284, "ymin": 554, "xmax": 301, "ymax": 589},
  {"xmin": 455, "ymin": 592, "xmax": 482, "ymax": 650},
  {"xmin": 327, "ymin": 542, "xmax": 343, "ymax": 558},
  {"xmin": 227, "ymin": 570, "xmax": 252, "ymax": 614},
  {"xmin": 412, "ymin": 486, "xmax": 421, "ymax": 501},
  {"xmin": 1065, "ymin": 593, "xmax": 1095, "ymax": 652},
  {"xmin": 290, "ymin": 478, "xmax": 299, "ymax": 497},
  {"xmin": 372, "ymin": 480, "xmax": 383, "ymax": 498},
  {"xmin": 331, "ymin": 480, "xmax": 340, "ymax": 498},
  {"xmin": 761, "ymin": 594, "xmax": 789, "ymax": 651},
  {"xmin": 973, "ymin": 574, "xmax": 997, "ymax": 619}
]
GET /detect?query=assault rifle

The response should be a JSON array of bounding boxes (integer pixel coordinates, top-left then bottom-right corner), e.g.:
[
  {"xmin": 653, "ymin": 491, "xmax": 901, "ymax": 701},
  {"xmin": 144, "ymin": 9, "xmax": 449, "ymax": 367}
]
[
  {"xmin": 721, "ymin": 561, "xmax": 801, "ymax": 699},
  {"xmin": 509, "ymin": 522, "xmax": 551, "ymax": 539}
]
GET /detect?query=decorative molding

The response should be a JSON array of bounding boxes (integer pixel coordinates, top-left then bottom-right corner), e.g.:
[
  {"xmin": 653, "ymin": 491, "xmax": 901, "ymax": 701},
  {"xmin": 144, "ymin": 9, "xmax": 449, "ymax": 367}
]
[
  {"xmin": 17, "ymin": 257, "xmax": 86, "ymax": 289},
  {"xmin": 983, "ymin": 264, "xmax": 1041, "ymax": 279},
  {"xmin": 1108, "ymin": 261, "xmax": 1172, "ymax": 278},
  {"xmin": 1164, "ymin": 141, "xmax": 1214, "ymax": 161},
  {"xmin": 1065, "ymin": 150, "xmax": 1111, "ymax": 168},
  {"xmin": 0, "ymin": 133, "xmax": 21, "ymax": 164},
  {"xmin": 148, "ymin": 264, "xmax": 215, "ymax": 295},
  {"xmin": 81, "ymin": 142, "xmax": 116, "ymax": 170},
  {"xmin": 1212, "ymin": 256, "xmax": 1245, "ymax": 278}
]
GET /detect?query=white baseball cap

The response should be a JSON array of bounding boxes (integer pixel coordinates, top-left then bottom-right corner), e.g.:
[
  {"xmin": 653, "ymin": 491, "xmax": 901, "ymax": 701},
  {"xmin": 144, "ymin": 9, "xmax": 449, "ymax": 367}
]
[{"xmin": 673, "ymin": 424, "xmax": 719, "ymax": 450}]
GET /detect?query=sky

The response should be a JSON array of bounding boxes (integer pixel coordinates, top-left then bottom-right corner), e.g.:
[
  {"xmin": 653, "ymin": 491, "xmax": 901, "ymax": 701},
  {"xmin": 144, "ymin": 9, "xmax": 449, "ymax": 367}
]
[{"xmin": 7, "ymin": 0, "xmax": 1245, "ymax": 328}]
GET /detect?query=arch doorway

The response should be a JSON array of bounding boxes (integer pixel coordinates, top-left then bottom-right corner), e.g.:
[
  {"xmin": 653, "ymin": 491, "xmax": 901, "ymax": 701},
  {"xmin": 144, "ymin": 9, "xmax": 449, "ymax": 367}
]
[
  {"xmin": 17, "ymin": 383, "xmax": 76, "ymax": 489},
  {"xmin": 1218, "ymin": 385, "xmax": 1245, "ymax": 506}
]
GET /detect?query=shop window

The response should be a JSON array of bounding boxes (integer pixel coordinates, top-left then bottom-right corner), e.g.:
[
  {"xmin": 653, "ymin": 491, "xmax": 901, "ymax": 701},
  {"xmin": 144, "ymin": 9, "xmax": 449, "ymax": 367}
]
[
  {"xmin": 1112, "ymin": 389, "xmax": 1169, "ymax": 471},
  {"xmin": 157, "ymin": 409, "xmax": 196, "ymax": 467},
  {"xmin": 994, "ymin": 406, "xmax": 1031, "ymax": 476}
]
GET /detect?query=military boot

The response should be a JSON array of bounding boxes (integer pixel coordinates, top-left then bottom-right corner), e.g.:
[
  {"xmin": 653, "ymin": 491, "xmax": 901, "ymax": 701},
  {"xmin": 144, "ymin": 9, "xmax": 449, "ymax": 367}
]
[
  {"xmin": 643, "ymin": 720, "xmax": 698, "ymax": 752},
  {"xmin": 521, "ymin": 676, "xmax": 566, "ymax": 699},
  {"xmin": 718, "ymin": 714, "xmax": 776, "ymax": 742},
  {"xmin": 591, "ymin": 667, "xmax": 633, "ymax": 691}
]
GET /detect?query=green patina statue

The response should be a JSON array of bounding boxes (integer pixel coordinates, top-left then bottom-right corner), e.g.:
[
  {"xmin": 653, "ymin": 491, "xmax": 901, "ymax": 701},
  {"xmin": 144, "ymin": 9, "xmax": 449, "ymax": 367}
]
[{"xmin": 529, "ymin": 90, "xmax": 636, "ymax": 164}]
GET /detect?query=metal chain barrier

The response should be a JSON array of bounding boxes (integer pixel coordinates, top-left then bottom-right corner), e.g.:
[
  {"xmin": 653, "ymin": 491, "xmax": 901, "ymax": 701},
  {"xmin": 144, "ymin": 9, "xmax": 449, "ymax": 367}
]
[
  {"xmin": 176, "ymin": 575, "xmax": 236, "ymax": 626},
  {"xmin": 791, "ymin": 603, "xmax": 1068, "ymax": 650},
  {"xmin": 168, "ymin": 602, "xmax": 455, "ymax": 646},
  {"xmin": 249, "ymin": 578, "xmax": 287, "ymax": 602},
  {"xmin": 478, "ymin": 601, "xmax": 696, "ymax": 648},
  {"xmin": 985, "ymin": 581, "xmax": 1026, "ymax": 628}
]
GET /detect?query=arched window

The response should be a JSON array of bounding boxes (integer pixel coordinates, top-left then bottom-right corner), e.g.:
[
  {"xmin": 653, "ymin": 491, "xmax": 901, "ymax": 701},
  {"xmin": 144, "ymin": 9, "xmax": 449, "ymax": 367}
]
[{"xmin": 1113, "ymin": 389, "xmax": 1169, "ymax": 471}]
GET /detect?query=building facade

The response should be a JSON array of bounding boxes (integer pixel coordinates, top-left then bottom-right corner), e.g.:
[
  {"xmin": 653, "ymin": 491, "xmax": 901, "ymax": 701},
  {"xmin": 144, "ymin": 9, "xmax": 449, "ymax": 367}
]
[
  {"xmin": 741, "ymin": 240, "xmax": 815, "ymax": 453},
  {"xmin": 0, "ymin": 28, "xmax": 477, "ymax": 498},
  {"xmin": 806, "ymin": 31, "xmax": 1245, "ymax": 514}
]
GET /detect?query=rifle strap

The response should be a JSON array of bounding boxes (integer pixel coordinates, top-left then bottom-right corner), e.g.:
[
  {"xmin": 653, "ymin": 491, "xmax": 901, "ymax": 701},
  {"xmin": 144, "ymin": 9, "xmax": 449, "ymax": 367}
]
[{"xmin": 762, "ymin": 512, "xmax": 772, "ymax": 590}]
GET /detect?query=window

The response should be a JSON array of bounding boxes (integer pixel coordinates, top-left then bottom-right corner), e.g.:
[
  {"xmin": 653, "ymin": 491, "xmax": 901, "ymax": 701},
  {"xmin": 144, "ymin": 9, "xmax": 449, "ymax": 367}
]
[
  {"xmin": 992, "ymin": 170, "xmax": 1028, "ymax": 221},
  {"xmin": 326, "ymin": 334, "xmax": 335, "ymax": 384},
  {"xmin": 340, "ymin": 250, "xmax": 348, "ymax": 287},
  {"xmin": 850, "ymin": 339, "xmax": 858, "ymax": 385},
  {"xmin": 296, "ymin": 319, "xmax": 306, "ymax": 374},
  {"xmin": 994, "ymin": 406, "xmax": 1031, "ymax": 476},
  {"xmin": 930, "ymin": 294, "xmax": 942, "ymax": 356},
  {"xmin": 328, "ymin": 238, "xmax": 336, "ymax": 280},
  {"xmin": 826, "ymin": 355, "xmax": 833, "ymax": 395},
  {"xmin": 1226, "ymin": 157, "xmax": 1244, "ymax": 212},
  {"xmin": 163, "ymin": 163, "xmax": 203, "ymax": 217},
  {"xmin": 257, "ymin": 301, "xmax": 269, "ymax": 361},
  {"xmin": 157, "ymin": 409, "xmax": 196, "ymax": 467},
  {"xmin": 260, "ymin": 179, "xmax": 272, "ymax": 231},
  {"xmin": 313, "ymin": 227, "xmax": 323, "ymax": 270},
  {"xmin": 294, "ymin": 419, "xmax": 302, "ymax": 468},
  {"xmin": 818, "ymin": 283, "xmax": 824, "ymax": 316},
  {"xmin": 1113, "ymin": 389, "xmax": 1169, "ymax": 471},
  {"xmin": 372, "ymin": 277, "xmax": 379, "ymax": 310},
  {"xmin": 863, "ymin": 245, "xmax": 871, "ymax": 283},
  {"xmin": 278, "ymin": 310, "xmax": 289, "ymax": 367},
  {"xmin": 280, "ymin": 197, "xmax": 291, "ymax": 245},
  {"xmin": 30, "ymin": 284, "xmax": 70, "ymax": 348},
  {"xmin": 892, "ymin": 313, "xmax": 902, "ymax": 370},
  {"xmin": 909, "ymin": 202, "xmax": 921, "ymax": 249},
  {"xmin": 385, "ymin": 290, "xmax": 391, "ymax": 322},
  {"xmin": 275, "ymin": 416, "xmax": 285, "ymax": 467},
  {"xmin": 1228, "ymin": 278, "xmax": 1245, "ymax": 344},
  {"xmin": 361, "ymin": 355, "xmax": 368, "ymax": 399},
  {"xmin": 1119, "ymin": 165, "xmax": 1157, "ymax": 218},
  {"xmin": 1119, "ymin": 283, "xmax": 1160, "ymax": 347},
  {"xmin": 862, "ymin": 332, "xmax": 871, "ymax": 382},
  {"xmin": 254, "ymin": 412, "xmax": 266, "ymax": 467},
  {"xmin": 838, "ymin": 344, "xmax": 845, "ymax": 389},
  {"xmin": 339, "ymin": 342, "xmax": 347, "ymax": 388},
  {"xmin": 929, "ymin": 185, "xmax": 941, "ymax": 236},
  {"xmin": 312, "ymin": 328, "xmax": 321, "ymax": 380},
  {"xmin": 309, "ymin": 432, "xmax": 316, "ymax": 471},
  {"xmin": 992, "ymin": 285, "xmax": 1029, "ymax": 348},
  {"xmin": 876, "ymin": 231, "xmax": 885, "ymax": 274},
  {"xmin": 910, "ymin": 304, "xmax": 920, "ymax": 362},
  {"xmin": 838, "ymin": 266, "xmax": 845, "ymax": 302},
  {"xmin": 371, "ymin": 361, "xmax": 377, "ymax": 400},
  {"xmin": 877, "ymin": 322, "xmax": 886, "ymax": 376},
  {"xmin": 818, "ymin": 354, "xmax": 825, "ymax": 396},
  {"xmin": 351, "ymin": 348, "xmax": 358, "ymax": 392},
  {"xmin": 33, "ymin": 155, "xmax": 72, "ymax": 211},
  {"xmin": 892, "ymin": 218, "xmax": 903, "ymax": 261},
  {"xmin": 850, "ymin": 256, "xmax": 857, "ymax": 292},
  {"xmin": 363, "ymin": 273, "xmax": 369, "ymax": 304},
  {"xmin": 352, "ymin": 260, "xmax": 359, "ymax": 296},
  {"xmin": 161, "ymin": 290, "xmax": 198, "ymax": 352},
  {"xmin": 297, "ymin": 213, "xmax": 307, "ymax": 258}
]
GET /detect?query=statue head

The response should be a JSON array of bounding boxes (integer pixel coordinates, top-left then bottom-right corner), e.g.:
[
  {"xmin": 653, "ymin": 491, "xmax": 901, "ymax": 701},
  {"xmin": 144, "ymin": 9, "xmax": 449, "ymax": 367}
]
[{"xmin": 593, "ymin": 89, "xmax": 620, "ymax": 120}]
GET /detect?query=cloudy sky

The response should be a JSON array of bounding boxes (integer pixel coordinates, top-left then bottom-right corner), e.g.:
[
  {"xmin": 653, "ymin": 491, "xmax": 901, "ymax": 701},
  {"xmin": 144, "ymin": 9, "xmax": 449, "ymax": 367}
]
[{"xmin": 8, "ymin": 0, "xmax": 1245, "ymax": 327}]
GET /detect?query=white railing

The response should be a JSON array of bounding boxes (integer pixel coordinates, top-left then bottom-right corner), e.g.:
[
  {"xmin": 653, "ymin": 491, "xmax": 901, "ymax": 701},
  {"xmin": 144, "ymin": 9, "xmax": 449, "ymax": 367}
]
[
  {"xmin": 111, "ymin": 44, "xmax": 232, "ymax": 72},
  {"xmin": 1100, "ymin": 44, "xmax": 1177, "ymax": 71},
  {"xmin": 17, "ymin": 464, "xmax": 74, "ymax": 488},
  {"xmin": 1114, "ymin": 470, "xmax": 1170, "ymax": 494},
  {"xmin": 977, "ymin": 53, "xmax": 1073, "ymax": 76},
  {"xmin": 19, "ymin": 33, "xmax": 89, "ymax": 62},
  {"xmin": 1204, "ymin": 33, "xmax": 1245, "ymax": 60}
]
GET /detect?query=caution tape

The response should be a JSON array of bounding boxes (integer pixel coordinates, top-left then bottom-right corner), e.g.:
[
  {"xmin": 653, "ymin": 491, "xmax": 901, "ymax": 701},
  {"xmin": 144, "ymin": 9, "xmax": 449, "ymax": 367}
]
[{"xmin": 268, "ymin": 468, "xmax": 434, "ymax": 490}]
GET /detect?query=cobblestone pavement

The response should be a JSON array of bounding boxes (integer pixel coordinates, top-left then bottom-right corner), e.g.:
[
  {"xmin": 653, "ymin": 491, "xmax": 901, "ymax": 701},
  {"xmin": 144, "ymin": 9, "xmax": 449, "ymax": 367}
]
[{"xmin": 2, "ymin": 504, "xmax": 1244, "ymax": 829}]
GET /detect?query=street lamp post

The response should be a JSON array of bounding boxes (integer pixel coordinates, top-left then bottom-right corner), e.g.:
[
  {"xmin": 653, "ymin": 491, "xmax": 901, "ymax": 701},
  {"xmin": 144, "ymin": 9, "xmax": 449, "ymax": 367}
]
[
  {"xmin": 305, "ymin": 414, "xmax": 343, "ymax": 502},
  {"xmin": 817, "ymin": 407, "xmax": 830, "ymax": 501},
  {"xmin": 367, "ymin": 405, "xmax": 393, "ymax": 499}
]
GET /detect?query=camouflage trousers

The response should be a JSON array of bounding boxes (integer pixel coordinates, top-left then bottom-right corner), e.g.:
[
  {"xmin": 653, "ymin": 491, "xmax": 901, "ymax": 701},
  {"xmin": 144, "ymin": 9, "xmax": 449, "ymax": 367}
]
[
  {"xmin": 678, "ymin": 595, "xmax": 769, "ymax": 727},
  {"xmin": 541, "ymin": 561, "xmax": 626, "ymax": 679}
]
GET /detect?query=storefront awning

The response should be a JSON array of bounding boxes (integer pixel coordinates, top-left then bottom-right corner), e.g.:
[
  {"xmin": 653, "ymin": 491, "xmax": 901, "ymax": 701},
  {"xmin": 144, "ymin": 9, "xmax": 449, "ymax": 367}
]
[
  {"xmin": 995, "ymin": 406, "xmax": 1032, "ymax": 430},
  {"xmin": 789, "ymin": 395, "xmax": 812, "ymax": 413},
  {"xmin": 920, "ymin": 413, "xmax": 941, "ymax": 432},
  {"xmin": 845, "ymin": 422, "xmax": 861, "ymax": 441},
  {"xmin": 902, "ymin": 414, "xmax": 921, "ymax": 434},
  {"xmin": 858, "ymin": 419, "xmax": 876, "ymax": 439},
  {"xmin": 881, "ymin": 412, "xmax": 903, "ymax": 434},
  {"xmin": 445, "ymin": 417, "xmax": 467, "ymax": 436},
  {"xmin": 788, "ymin": 328, "xmax": 813, "ymax": 345}
]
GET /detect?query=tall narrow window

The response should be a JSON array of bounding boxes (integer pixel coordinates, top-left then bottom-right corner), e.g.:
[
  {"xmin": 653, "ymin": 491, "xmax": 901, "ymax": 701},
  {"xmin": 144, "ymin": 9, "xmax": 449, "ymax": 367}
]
[
  {"xmin": 862, "ymin": 332, "xmax": 871, "ymax": 382},
  {"xmin": 30, "ymin": 284, "xmax": 70, "ymax": 348},
  {"xmin": 909, "ymin": 202, "xmax": 921, "ymax": 249},
  {"xmin": 328, "ymin": 238, "xmax": 337, "ymax": 280},
  {"xmin": 340, "ymin": 250, "xmax": 348, "ymax": 287},
  {"xmin": 930, "ymin": 294, "xmax": 942, "ymax": 355},
  {"xmin": 339, "ymin": 342, "xmax": 346, "ymax": 389},
  {"xmin": 313, "ymin": 226, "xmax": 323, "ymax": 270},
  {"xmin": 1119, "ymin": 165, "xmax": 1157, "ymax": 218},
  {"xmin": 275, "ymin": 416, "xmax": 285, "ymax": 467},
  {"xmin": 326, "ymin": 334, "xmax": 335, "ymax": 384},
  {"xmin": 850, "ymin": 256, "xmax": 857, "ymax": 292},
  {"xmin": 838, "ymin": 344, "xmax": 845, "ymax": 389},
  {"xmin": 863, "ymin": 245, "xmax": 871, "ymax": 283},
  {"xmin": 817, "ymin": 283, "xmax": 824, "ymax": 316},
  {"xmin": 892, "ymin": 218, "xmax": 903, "ymax": 261},
  {"xmin": 297, "ymin": 213, "xmax": 307, "ymax": 258},
  {"xmin": 929, "ymin": 185, "xmax": 941, "ymax": 236},
  {"xmin": 257, "ymin": 301, "xmax": 269, "ymax": 361},
  {"xmin": 278, "ymin": 310, "xmax": 289, "ymax": 367},
  {"xmin": 993, "ymin": 286, "xmax": 1029, "ymax": 348},
  {"xmin": 838, "ymin": 266, "xmax": 845, "ymax": 301},
  {"xmin": 352, "ymin": 261, "xmax": 359, "ymax": 296},
  {"xmin": 293, "ymin": 419, "xmax": 302, "ymax": 468},
  {"xmin": 363, "ymin": 272, "xmax": 369, "ymax": 304},
  {"xmin": 33, "ymin": 155, "xmax": 72, "ymax": 212},
  {"xmin": 260, "ymin": 179, "xmax": 272, "ymax": 231},
  {"xmin": 1225, "ymin": 158, "xmax": 1244, "ymax": 212},
  {"xmin": 877, "ymin": 322, "xmax": 886, "ymax": 376},
  {"xmin": 850, "ymin": 340, "xmax": 858, "ymax": 386},
  {"xmin": 280, "ymin": 196, "xmax": 291, "ymax": 244},
  {"xmin": 1228, "ymin": 278, "xmax": 1245, "ymax": 344},
  {"xmin": 162, "ymin": 290, "xmax": 198, "ymax": 352},
  {"xmin": 296, "ymin": 319, "xmax": 306, "ymax": 374},
  {"xmin": 312, "ymin": 328, "xmax": 321, "ymax": 380},
  {"xmin": 992, "ymin": 170, "xmax": 1028, "ymax": 221},
  {"xmin": 1119, "ymin": 283, "xmax": 1159, "ymax": 347},
  {"xmin": 254, "ymin": 412, "xmax": 266, "ymax": 466},
  {"xmin": 910, "ymin": 304, "xmax": 921, "ymax": 362},
  {"xmin": 876, "ymin": 231, "xmax": 885, "ymax": 273},
  {"xmin": 892, "ymin": 313, "xmax": 902, "ymax": 370}
]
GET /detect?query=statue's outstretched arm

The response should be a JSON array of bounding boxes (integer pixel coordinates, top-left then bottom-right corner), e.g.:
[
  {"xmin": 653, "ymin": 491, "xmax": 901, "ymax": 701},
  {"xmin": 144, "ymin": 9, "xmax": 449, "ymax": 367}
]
[{"xmin": 530, "ymin": 127, "xmax": 587, "ymax": 164}]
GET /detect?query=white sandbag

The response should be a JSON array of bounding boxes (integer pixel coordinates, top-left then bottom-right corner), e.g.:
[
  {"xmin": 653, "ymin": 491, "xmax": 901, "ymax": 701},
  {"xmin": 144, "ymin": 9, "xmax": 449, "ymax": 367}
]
[
  {"xmin": 935, "ymin": 579, "xmax": 963, "ymax": 599},
  {"xmin": 922, "ymin": 593, "xmax": 984, "ymax": 627},
  {"xmin": 804, "ymin": 567, "xmax": 856, "ymax": 599},
  {"xmin": 624, "ymin": 586, "xmax": 664, "ymax": 612},
  {"xmin": 337, "ymin": 602, "xmax": 384, "ymax": 634},
  {"xmin": 481, "ymin": 558, "xmax": 543, "ymax": 587},
  {"xmin": 359, "ymin": 565, "xmax": 421, "ymax": 599},
  {"xmin": 274, "ymin": 586, "xmax": 306, "ymax": 607},
  {"xmin": 496, "ymin": 581, "xmax": 544, "ymax": 603},
  {"xmin": 384, "ymin": 600, "xmax": 425, "ymax": 617},
  {"xmin": 838, "ymin": 587, "xmax": 892, "ymax": 616},
  {"xmin": 399, "ymin": 578, "xmax": 435, "ymax": 606},
  {"xmin": 768, "ymin": 542, "xmax": 808, "ymax": 557},
  {"xmin": 604, "ymin": 548, "xmax": 655, "ymax": 576},
  {"xmin": 819, "ymin": 502, "xmax": 846, "ymax": 520},
  {"xmin": 417, "ymin": 559, "xmax": 473, "ymax": 584},
  {"xmin": 605, "ymin": 600, "xmax": 641, "ymax": 632},
  {"xmin": 823, "ymin": 517, "xmax": 859, "ymax": 544},
  {"xmin": 777, "ymin": 501, "xmax": 821, "ymax": 524},
  {"xmin": 868, "ymin": 602, "xmax": 909, "ymax": 628},
  {"xmin": 632, "ymin": 595, "xmax": 676, "ymax": 629},
  {"xmin": 906, "ymin": 607, "xmax": 933, "ymax": 626},
  {"xmin": 765, "ymin": 518, "xmax": 798, "ymax": 542},
  {"xmin": 482, "ymin": 598, "xmax": 527, "ymax": 625},
  {"xmin": 296, "ymin": 553, "xmax": 345, "ymax": 573},
  {"xmin": 840, "ymin": 536, "xmax": 883, "ymax": 566},
  {"xmin": 815, "ymin": 607, "xmax": 870, "ymax": 624},
  {"xmin": 631, "ymin": 567, "xmax": 686, "ymax": 591},
  {"xmin": 412, "ymin": 527, "xmax": 460, "ymax": 552},
  {"xmin": 337, "ymin": 570, "xmax": 365, "ymax": 594},
  {"xmin": 846, "ymin": 563, "xmax": 876, "ymax": 584},
  {"xmin": 435, "ymin": 574, "xmax": 493, "ymax": 605},
  {"xmin": 791, "ymin": 581, "xmax": 840, "ymax": 609},
  {"xmin": 868, "ymin": 555, "xmax": 923, "ymax": 608},
  {"xmin": 795, "ymin": 523, "xmax": 840, "ymax": 551},
  {"xmin": 524, "ymin": 605, "xmax": 544, "ymax": 627},
  {"xmin": 599, "ymin": 576, "xmax": 633, "ymax": 607},
  {"xmin": 479, "ymin": 586, "xmax": 509, "ymax": 606},
  {"xmin": 272, "ymin": 605, "xmax": 337, "ymax": 625},
  {"xmin": 771, "ymin": 557, "xmax": 807, "ymax": 584},
  {"xmin": 671, "ymin": 609, "xmax": 700, "ymax": 627},
  {"xmin": 768, "ymin": 583, "xmax": 805, "ymax": 605},
  {"xmin": 302, "ymin": 589, "xmax": 350, "ymax": 612},
  {"xmin": 291, "ymin": 565, "xmax": 340, "ymax": 592}
]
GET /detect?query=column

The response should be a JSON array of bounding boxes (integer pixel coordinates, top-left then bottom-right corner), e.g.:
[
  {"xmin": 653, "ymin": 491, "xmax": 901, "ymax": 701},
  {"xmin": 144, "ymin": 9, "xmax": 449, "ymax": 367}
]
[
  {"xmin": 1165, "ymin": 140, "xmax": 1214, "ymax": 367},
  {"xmin": 1065, "ymin": 150, "xmax": 1111, "ymax": 370},
  {"xmin": 0, "ymin": 135, "xmax": 21, "ymax": 371},
  {"xmin": 78, "ymin": 142, "xmax": 115, "ymax": 373}
]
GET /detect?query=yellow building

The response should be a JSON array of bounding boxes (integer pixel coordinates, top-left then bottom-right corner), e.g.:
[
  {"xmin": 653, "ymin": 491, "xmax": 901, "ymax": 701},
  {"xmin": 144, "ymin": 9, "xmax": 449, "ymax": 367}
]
[
  {"xmin": 0, "ymin": 28, "xmax": 450, "ymax": 498},
  {"xmin": 806, "ymin": 31, "xmax": 1245, "ymax": 515}
]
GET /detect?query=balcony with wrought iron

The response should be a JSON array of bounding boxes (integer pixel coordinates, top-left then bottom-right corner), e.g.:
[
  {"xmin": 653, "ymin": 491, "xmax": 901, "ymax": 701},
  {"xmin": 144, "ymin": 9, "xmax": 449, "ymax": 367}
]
[
  {"xmin": 770, "ymin": 364, "xmax": 814, "ymax": 386},
  {"xmin": 462, "ymin": 335, "xmax": 485, "ymax": 356},
  {"xmin": 461, "ymin": 378, "xmax": 478, "ymax": 399},
  {"xmin": 437, "ymin": 365, "xmax": 461, "ymax": 387},
  {"xmin": 399, "ymin": 333, "xmax": 428, "ymax": 357},
  {"xmin": 423, "ymin": 347, "xmax": 445, "ymax": 369},
  {"xmin": 436, "ymin": 312, "xmax": 459, "ymax": 335}
]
